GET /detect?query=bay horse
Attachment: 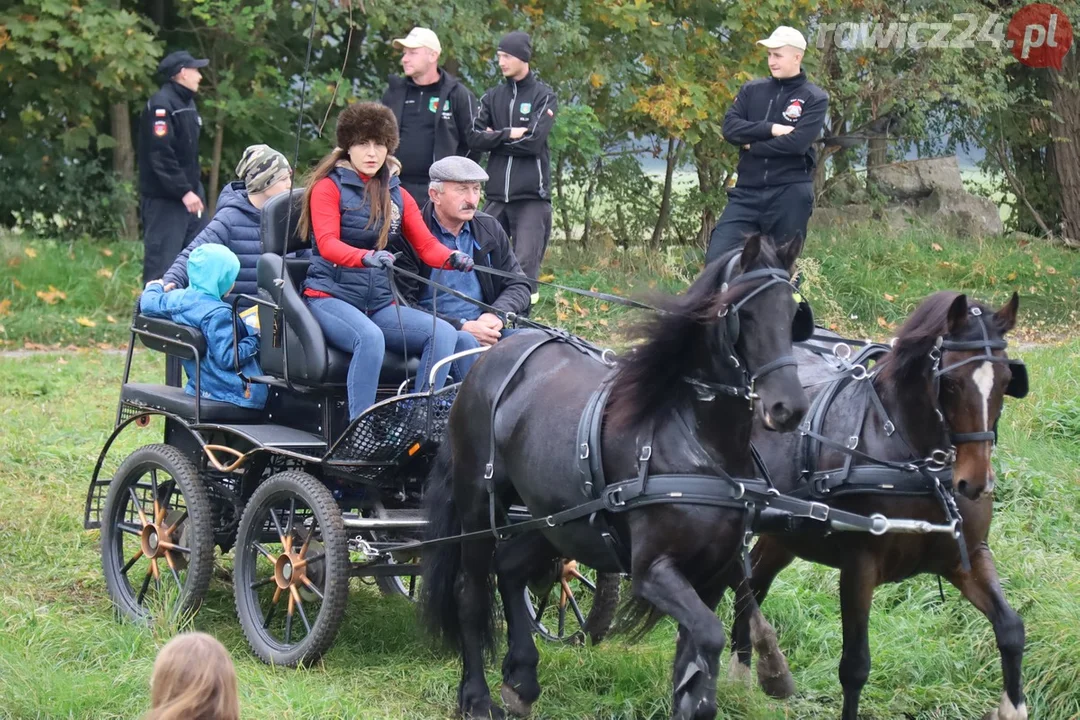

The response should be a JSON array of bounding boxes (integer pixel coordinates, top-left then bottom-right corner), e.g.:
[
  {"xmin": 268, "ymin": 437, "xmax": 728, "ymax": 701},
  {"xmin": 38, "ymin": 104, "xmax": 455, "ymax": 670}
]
[
  {"xmin": 729, "ymin": 291, "xmax": 1029, "ymax": 720},
  {"xmin": 420, "ymin": 235, "xmax": 810, "ymax": 720}
]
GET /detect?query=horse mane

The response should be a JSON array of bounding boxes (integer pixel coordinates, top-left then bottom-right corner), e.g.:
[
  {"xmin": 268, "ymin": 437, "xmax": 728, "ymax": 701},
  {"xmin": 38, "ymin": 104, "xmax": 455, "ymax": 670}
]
[
  {"xmin": 876, "ymin": 290, "xmax": 996, "ymax": 385},
  {"xmin": 605, "ymin": 236, "xmax": 784, "ymax": 430}
]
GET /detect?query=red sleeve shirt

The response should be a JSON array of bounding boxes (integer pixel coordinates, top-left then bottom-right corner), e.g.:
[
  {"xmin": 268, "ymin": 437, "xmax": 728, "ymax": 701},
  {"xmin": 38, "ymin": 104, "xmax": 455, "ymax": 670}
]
[{"xmin": 308, "ymin": 176, "xmax": 453, "ymax": 269}]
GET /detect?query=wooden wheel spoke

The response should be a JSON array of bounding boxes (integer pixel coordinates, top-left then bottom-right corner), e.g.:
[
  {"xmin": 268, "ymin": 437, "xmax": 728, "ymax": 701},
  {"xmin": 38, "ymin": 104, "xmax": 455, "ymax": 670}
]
[
  {"xmin": 560, "ymin": 579, "xmax": 571, "ymax": 608},
  {"xmin": 127, "ymin": 487, "xmax": 151, "ymax": 526},
  {"xmin": 284, "ymin": 498, "xmax": 296, "ymax": 553},
  {"xmin": 117, "ymin": 522, "xmax": 143, "ymax": 537},
  {"xmin": 159, "ymin": 540, "xmax": 190, "ymax": 554},
  {"xmin": 269, "ymin": 508, "xmax": 287, "ymax": 547},
  {"xmin": 301, "ymin": 576, "xmax": 325, "ymax": 600},
  {"xmin": 120, "ymin": 549, "xmax": 144, "ymax": 576},
  {"xmin": 298, "ymin": 527, "xmax": 313, "ymax": 559},
  {"xmin": 291, "ymin": 585, "xmax": 312, "ymax": 635},
  {"xmin": 163, "ymin": 510, "xmax": 188, "ymax": 536},
  {"xmin": 253, "ymin": 543, "xmax": 276, "ymax": 563},
  {"xmin": 137, "ymin": 570, "xmax": 153, "ymax": 605},
  {"xmin": 165, "ymin": 551, "xmax": 183, "ymax": 591},
  {"xmin": 150, "ymin": 557, "xmax": 160, "ymax": 581},
  {"xmin": 250, "ymin": 575, "xmax": 276, "ymax": 591}
]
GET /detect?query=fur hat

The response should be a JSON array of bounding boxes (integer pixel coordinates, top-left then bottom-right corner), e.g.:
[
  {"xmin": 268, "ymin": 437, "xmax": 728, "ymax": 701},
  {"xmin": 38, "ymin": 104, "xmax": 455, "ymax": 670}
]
[{"xmin": 336, "ymin": 102, "xmax": 399, "ymax": 155}]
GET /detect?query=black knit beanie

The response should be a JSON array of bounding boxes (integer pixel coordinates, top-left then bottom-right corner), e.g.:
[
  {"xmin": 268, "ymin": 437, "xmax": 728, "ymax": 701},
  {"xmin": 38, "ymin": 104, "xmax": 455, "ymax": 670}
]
[{"xmin": 498, "ymin": 31, "xmax": 532, "ymax": 63}]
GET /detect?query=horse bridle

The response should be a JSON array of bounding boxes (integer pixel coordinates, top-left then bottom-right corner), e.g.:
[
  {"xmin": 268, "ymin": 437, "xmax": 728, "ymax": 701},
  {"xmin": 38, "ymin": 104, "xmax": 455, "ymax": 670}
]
[
  {"xmin": 931, "ymin": 306, "xmax": 1028, "ymax": 451},
  {"xmin": 685, "ymin": 256, "xmax": 806, "ymax": 409}
]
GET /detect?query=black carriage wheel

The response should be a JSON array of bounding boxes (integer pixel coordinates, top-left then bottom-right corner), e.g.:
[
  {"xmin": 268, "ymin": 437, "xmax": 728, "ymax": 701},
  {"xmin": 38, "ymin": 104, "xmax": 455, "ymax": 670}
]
[
  {"xmin": 525, "ymin": 560, "xmax": 621, "ymax": 645},
  {"xmin": 368, "ymin": 528, "xmax": 423, "ymax": 601},
  {"xmin": 233, "ymin": 471, "xmax": 349, "ymax": 667},
  {"xmin": 101, "ymin": 444, "xmax": 214, "ymax": 622}
]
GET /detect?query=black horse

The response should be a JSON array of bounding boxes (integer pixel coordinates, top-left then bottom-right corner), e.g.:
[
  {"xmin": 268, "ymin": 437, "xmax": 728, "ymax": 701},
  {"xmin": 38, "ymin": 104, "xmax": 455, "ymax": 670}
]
[
  {"xmin": 728, "ymin": 291, "xmax": 1029, "ymax": 720},
  {"xmin": 420, "ymin": 235, "xmax": 809, "ymax": 720}
]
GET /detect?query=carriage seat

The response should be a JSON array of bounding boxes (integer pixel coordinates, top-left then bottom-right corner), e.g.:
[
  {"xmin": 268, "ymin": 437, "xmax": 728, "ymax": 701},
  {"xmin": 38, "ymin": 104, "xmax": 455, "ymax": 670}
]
[
  {"xmin": 126, "ymin": 315, "xmax": 262, "ymax": 422},
  {"xmin": 121, "ymin": 383, "xmax": 262, "ymax": 423},
  {"xmin": 256, "ymin": 190, "xmax": 419, "ymax": 388}
]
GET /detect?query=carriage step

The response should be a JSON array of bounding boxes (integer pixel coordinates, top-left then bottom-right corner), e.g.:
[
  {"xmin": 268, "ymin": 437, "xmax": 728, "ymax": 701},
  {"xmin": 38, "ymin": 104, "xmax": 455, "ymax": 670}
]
[
  {"xmin": 341, "ymin": 514, "xmax": 428, "ymax": 530},
  {"xmin": 219, "ymin": 424, "xmax": 327, "ymax": 451}
]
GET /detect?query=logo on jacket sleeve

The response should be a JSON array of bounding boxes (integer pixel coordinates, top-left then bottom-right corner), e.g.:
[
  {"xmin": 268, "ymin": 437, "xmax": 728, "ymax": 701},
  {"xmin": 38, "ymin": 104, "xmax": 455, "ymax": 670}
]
[
  {"xmin": 519, "ymin": 102, "xmax": 532, "ymax": 114},
  {"xmin": 428, "ymin": 97, "xmax": 443, "ymax": 113},
  {"xmin": 782, "ymin": 99, "xmax": 804, "ymax": 122},
  {"xmin": 153, "ymin": 121, "xmax": 168, "ymax": 137}
]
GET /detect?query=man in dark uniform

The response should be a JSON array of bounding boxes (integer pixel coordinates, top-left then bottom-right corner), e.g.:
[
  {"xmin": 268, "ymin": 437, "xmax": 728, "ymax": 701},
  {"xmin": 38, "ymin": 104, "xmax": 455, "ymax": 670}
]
[
  {"xmin": 139, "ymin": 50, "xmax": 210, "ymax": 283},
  {"xmin": 705, "ymin": 26, "xmax": 828, "ymax": 266},
  {"xmin": 381, "ymin": 27, "xmax": 481, "ymax": 204},
  {"xmin": 469, "ymin": 31, "xmax": 557, "ymax": 308}
]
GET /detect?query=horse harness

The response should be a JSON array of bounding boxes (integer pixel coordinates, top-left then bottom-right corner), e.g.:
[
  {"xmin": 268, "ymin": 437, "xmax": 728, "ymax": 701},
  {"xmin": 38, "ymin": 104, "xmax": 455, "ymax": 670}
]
[
  {"xmin": 463, "ymin": 264, "xmax": 887, "ymax": 574},
  {"xmin": 790, "ymin": 307, "xmax": 1029, "ymax": 571}
]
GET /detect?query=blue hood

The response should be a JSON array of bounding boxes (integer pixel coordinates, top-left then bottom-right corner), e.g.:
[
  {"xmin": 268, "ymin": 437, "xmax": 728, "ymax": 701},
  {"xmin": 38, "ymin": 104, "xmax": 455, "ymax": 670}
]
[{"xmin": 188, "ymin": 243, "xmax": 240, "ymax": 299}]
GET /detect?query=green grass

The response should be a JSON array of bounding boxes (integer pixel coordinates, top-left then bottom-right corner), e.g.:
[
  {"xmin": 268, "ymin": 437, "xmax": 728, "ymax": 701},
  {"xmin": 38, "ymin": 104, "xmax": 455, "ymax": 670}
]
[
  {"xmin": 0, "ymin": 337, "xmax": 1078, "ymax": 719},
  {"xmin": 3, "ymin": 223, "xmax": 1080, "ymax": 348}
]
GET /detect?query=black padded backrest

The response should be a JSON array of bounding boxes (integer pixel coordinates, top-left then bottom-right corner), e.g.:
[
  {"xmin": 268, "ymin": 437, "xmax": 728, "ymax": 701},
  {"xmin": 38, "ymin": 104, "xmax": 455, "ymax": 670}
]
[
  {"xmin": 256, "ymin": 253, "xmax": 331, "ymax": 384},
  {"xmin": 134, "ymin": 315, "xmax": 206, "ymax": 359},
  {"xmin": 260, "ymin": 188, "xmax": 308, "ymax": 256}
]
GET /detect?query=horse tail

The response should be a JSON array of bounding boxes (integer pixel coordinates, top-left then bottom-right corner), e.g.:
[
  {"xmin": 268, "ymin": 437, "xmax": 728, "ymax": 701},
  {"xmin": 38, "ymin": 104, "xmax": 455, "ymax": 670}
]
[{"xmin": 420, "ymin": 441, "xmax": 464, "ymax": 651}]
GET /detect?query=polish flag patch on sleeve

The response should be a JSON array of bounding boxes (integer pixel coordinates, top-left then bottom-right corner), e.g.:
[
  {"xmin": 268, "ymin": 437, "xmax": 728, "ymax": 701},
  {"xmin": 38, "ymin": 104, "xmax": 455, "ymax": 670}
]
[
  {"xmin": 154, "ymin": 108, "xmax": 167, "ymax": 117},
  {"xmin": 546, "ymin": 108, "xmax": 554, "ymax": 117}
]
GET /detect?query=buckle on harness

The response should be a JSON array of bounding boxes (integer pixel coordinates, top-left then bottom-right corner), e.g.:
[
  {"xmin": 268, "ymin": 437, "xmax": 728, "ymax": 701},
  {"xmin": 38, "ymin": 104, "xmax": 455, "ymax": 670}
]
[
  {"xmin": 733, "ymin": 482, "xmax": 745, "ymax": 500},
  {"xmin": 883, "ymin": 420, "xmax": 895, "ymax": 436},
  {"xmin": 809, "ymin": 501, "xmax": 830, "ymax": 522},
  {"xmin": 579, "ymin": 443, "xmax": 590, "ymax": 460},
  {"xmin": 484, "ymin": 463, "xmax": 494, "ymax": 480},
  {"xmin": 851, "ymin": 364, "xmax": 868, "ymax": 381},
  {"xmin": 639, "ymin": 445, "xmax": 652, "ymax": 462},
  {"xmin": 846, "ymin": 436, "xmax": 859, "ymax": 450},
  {"xmin": 609, "ymin": 487, "xmax": 626, "ymax": 507}
]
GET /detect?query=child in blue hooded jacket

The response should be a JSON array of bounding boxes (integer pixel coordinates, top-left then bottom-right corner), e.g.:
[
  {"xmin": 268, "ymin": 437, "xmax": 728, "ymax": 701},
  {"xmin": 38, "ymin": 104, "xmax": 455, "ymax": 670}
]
[{"xmin": 140, "ymin": 244, "xmax": 268, "ymax": 409}]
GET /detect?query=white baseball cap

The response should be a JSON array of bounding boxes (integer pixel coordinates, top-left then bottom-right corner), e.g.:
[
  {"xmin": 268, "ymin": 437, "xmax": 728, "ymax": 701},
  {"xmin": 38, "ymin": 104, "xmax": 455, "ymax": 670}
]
[
  {"xmin": 392, "ymin": 27, "xmax": 442, "ymax": 54},
  {"xmin": 756, "ymin": 26, "xmax": 807, "ymax": 51}
]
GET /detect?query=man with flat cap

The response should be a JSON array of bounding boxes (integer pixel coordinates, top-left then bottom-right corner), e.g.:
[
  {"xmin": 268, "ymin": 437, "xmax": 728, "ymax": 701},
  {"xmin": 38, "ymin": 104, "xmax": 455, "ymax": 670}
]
[
  {"xmin": 469, "ymin": 31, "xmax": 557, "ymax": 310},
  {"xmin": 390, "ymin": 155, "xmax": 531, "ymax": 378},
  {"xmin": 705, "ymin": 26, "xmax": 828, "ymax": 266},
  {"xmin": 138, "ymin": 50, "xmax": 210, "ymax": 283},
  {"xmin": 381, "ymin": 27, "xmax": 481, "ymax": 204}
]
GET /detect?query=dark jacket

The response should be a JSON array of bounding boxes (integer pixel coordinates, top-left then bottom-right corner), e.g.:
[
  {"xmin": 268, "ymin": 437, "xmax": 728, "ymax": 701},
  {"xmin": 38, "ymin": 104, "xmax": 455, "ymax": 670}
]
[
  {"xmin": 722, "ymin": 72, "xmax": 828, "ymax": 188},
  {"xmin": 382, "ymin": 69, "xmax": 481, "ymax": 168},
  {"xmin": 162, "ymin": 182, "xmax": 261, "ymax": 307},
  {"xmin": 469, "ymin": 72, "xmax": 557, "ymax": 203},
  {"xmin": 303, "ymin": 167, "xmax": 404, "ymax": 313},
  {"xmin": 138, "ymin": 81, "xmax": 203, "ymax": 200},
  {"xmin": 390, "ymin": 204, "xmax": 531, "ymax": 329}
]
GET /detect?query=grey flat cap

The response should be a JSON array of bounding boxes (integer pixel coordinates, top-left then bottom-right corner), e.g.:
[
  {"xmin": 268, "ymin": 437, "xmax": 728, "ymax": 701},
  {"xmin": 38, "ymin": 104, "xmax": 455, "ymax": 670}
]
[{"xmin": 429, "ymin": 156, "xmax": 489, "ymax": 183}]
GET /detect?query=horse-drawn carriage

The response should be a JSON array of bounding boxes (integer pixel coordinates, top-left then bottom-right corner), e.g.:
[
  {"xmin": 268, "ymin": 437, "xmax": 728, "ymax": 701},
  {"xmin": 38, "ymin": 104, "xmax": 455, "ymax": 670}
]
[{"xmin": 82, "ymin": 189, "xmax": 615, "ymax": 666}]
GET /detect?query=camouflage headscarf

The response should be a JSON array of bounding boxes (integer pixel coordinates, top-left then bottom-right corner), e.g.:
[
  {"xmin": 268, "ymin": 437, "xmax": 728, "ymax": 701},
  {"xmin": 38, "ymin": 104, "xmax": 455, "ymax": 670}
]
[{"xmin": 235, "ymin": 144, "xmax": 291, "ymax": 195}]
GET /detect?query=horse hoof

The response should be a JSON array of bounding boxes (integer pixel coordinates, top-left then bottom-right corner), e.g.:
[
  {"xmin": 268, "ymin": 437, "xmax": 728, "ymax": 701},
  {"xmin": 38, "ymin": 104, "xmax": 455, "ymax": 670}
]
[
  {"xmin": 756, "ymin": 650, "xmax": 796, "ymax": 699},
  {"xmin": 983, "ymin": 693, "xmax": 1028, "ymax": 720},
  {"xmin": 726, "ymin": 654, "xmax": 752, "ymax": 686},
  {"xmin": 500, "ymin": 684, "xmax": 532, "ymax": 718}
]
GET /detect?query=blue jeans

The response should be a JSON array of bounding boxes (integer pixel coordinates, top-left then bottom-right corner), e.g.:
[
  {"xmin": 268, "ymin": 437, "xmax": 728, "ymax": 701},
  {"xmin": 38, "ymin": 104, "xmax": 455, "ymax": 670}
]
[
  {"xmin": 307, "ymin": 297, "xmax": 458, "ymax": 419},
  {"xmin": 449, "ymin": 327, "xmax": 523, "ymax": 381}
]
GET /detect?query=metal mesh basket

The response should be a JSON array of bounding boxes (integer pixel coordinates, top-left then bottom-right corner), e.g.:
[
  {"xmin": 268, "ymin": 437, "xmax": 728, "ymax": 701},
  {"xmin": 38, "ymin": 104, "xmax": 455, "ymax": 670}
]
[{"xmin": 325, "ymin": 385, "xmax": 459, "ymax": 482}]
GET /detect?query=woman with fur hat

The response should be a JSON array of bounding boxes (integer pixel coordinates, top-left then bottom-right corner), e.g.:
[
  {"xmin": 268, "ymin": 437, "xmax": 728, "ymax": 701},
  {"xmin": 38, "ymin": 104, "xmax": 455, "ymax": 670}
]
[{"xmin": 298, "ymin": 101, "xmax": 474, "ymax": 420}]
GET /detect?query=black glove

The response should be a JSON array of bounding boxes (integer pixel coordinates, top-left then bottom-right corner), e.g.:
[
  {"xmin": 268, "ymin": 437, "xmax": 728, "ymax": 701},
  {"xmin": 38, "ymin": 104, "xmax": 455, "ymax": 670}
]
[
  {"xmin": 447, "ymin": 251, "xmax": 474, "ymax": 272},
  {"xmin": 362, "ymin": 250, "xmax": 396, "ymax": 268}
]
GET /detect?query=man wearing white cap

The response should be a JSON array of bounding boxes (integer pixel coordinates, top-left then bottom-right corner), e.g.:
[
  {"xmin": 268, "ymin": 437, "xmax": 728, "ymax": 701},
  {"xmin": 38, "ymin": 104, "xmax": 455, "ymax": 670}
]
[
  {"xmin": 382, "ymin": 27, "xmax": 481, "ymax": 204},
  {"xmin": 704, "ymin": 26, "xmax": 828, "ymax": 265}
]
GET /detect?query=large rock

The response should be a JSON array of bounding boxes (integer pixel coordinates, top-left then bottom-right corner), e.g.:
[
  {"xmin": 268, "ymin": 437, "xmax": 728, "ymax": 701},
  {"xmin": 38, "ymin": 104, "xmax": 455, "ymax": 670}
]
[
  {"xmin": 917, "ymin": 188, "xmax": 1004, "ymax": 237},
  {"xmin": 871, "ymin": 156, "xmax": 964, "ymax": 200},
  {"xmin": 809, "ymin": 204, "xmax": 874, "ymax": 230}
]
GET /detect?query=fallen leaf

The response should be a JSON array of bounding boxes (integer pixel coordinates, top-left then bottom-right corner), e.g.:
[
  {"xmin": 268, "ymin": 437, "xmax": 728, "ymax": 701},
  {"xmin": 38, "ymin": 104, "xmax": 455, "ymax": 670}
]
[
  {"xmin": 1046, "ymin": 266, "xmax": 1057, "ymax": 275},
  {"xmin": 96, "ymin": 268, "xmax": 113, "ymax": 279},
  {"xmin": 538, "ymin": 273, "xmax": 555, "ymax": 283},
  {"xmin": 7, "ymin": 257, "xmax": 20, "ymax": 268},
  {"xmin": 12, "ymin": 279, "xmax": 25, "ymax": 290},
  {"xmin": 35, "ymin": 286, "xmax": 68, "ymax": 304},
  {"xmin": 931, "ymin": 243, "xmax": 943, "ymax": 252},
  {"xmin": 598, "ymin": 319, "xmax": 609, "ymax": 327},
  {"xmin": 57, "ymin": 357, "xmax": 67, "ymax": 365},
  {"xmin": 883, "ymin": 293, "xmax": 895, "ymax": 302},
  {"xmin": 572, "ymin": 301, "xmax": 589, "ymax": 317},
  {"xmin": 600, "ymin": 303, "xmax": 610, "ymax": 311},
  {"xmin": 611, "ymin": 287, "xmax": 622, "ymax": 294},
  {"xmin": 100, "ymin": 247, "xmax": 113, "ymax": 257},
  {"xmin": 829, "ymin": 323, "xmax": 839, "ymax": 330},
  {"xmin": 0, "ymin": 299, "xmax": 10, "ymax": 317},
  {"xmin": 106, "ymin": 315, "xmax": 117, "ymax": 324},
  {"xmin": 877, "ymin": 316, "xmax": 890, "ymax": 329},
  {"xmin": 24, "ymin": 247, "xmax": 38, "ymax": 259},
  {"xmin": 76, "ymin": 316, "xmax": 96, "ymax": 327},
  {"xmin": 556, "ymin": 296, "xmax": 570, "ymax": 307},
  {"xmin": 556, "ymin": 311, "xmax": 568, "ymax": 321},
  {"xmin": 1007, "ymin": 271, "xmax": 1018, "ymax": 281}
]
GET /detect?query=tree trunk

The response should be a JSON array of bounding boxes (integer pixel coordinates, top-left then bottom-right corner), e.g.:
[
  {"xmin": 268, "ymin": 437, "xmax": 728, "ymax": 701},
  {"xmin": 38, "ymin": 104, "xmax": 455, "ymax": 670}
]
[
  {"xmin": 110, "ymin": 101, "xmax": 138, "ymax": 240},
  {"xmin": 650, "ymin": 137, "xmax": 679, "ymax": 248},
  {"xmin": 1049, "ymin": 53, "xmax": 1080, "ymax": 243},
  {"xmin": 208, "ymin": 113, "xmax": 225, "ymax": 215},
  {"xmin": 144, "ymin": 0, "xmax": 166, "ymax": 29},
  {"xmin": 865, "ymin": 135, "xmax": 888, "ymax": 188},
  {"xmin": 692, "ymin": 144, "xmax": 724, "ymax": 248},
  {"xmin": 554, "ymin": 155, "xmax": 572, "ymax": 245},
  {"xmin": 581, "ymin": 157, "xmax": 601, "ymax": 250}
]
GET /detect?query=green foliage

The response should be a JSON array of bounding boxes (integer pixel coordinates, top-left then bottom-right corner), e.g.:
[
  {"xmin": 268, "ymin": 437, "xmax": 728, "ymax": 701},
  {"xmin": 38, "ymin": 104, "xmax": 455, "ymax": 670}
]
[{"xmin": 0, "ymin": 0, "xmax": 161, "ymax": 154}]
